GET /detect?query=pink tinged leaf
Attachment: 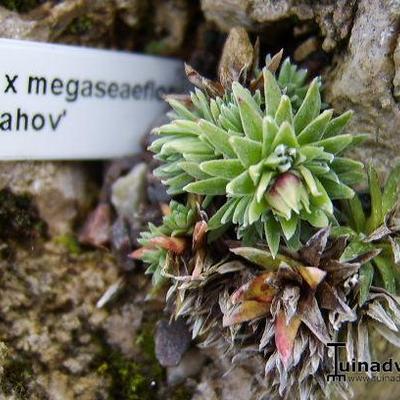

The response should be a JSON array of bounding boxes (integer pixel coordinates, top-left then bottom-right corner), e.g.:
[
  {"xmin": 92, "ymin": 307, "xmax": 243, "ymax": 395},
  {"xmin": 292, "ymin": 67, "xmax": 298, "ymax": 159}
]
[
  {"xmin": 222, "ymin": 300, "xmax": 269, "ymax": 327},
  {"xmin": 192, "ymin": 220, "xmax": 208, "ymax": 250},
  {"xmin": 297, "ymin": 266, "xmax": 326, "ymax": 289},
  {"xmin": 149, "ymin": 236, "xmax": 187, "ymax": 254},
  {"xmin": 230, "ymin": 273, "xmax": 276, "ymax": 304},
  {"xmin": 275, "ymin": 311, "xmax": 301, "ymax": 368},
  {"xmin": 160, "ymin": 202, "xmax": 172, "ymax": 216},
  {"xmin": 129, "ymin": 247, "xmax": 153, "ymax": 259},
  {"xmin": 274, "ymin": 172, "xmax": 302, "ymax": 213}
]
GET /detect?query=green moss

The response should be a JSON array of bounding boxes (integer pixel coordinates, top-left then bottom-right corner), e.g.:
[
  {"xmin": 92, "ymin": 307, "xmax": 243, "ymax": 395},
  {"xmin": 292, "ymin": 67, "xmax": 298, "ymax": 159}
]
[
  {"xmin": 98, "ymin": 349, "xmax": 163, "ymax": 400},
  {"xmin": 0, "ymin": 0, "xmax": 40, "ymax": 12},
  {"xmin": 96, "ymin": 321, "xmax": 164, "ymax": 400},
  {"xmin": 53, "ymin": 233, "xmax": 81, "ymax": 255},
  {"xmin": 96, "ymin": 319, "xmax": 193, "ymax": 400},
  {"xmin": 170, "ymin": 386, "xmax": 193, "ymax": 400},
  {"xmin": 0, "ymin": 349, "xmax": 33, "ymax": 399},
  {"xmin": 145, "ymin": 40, "xmax": 170, "ymax": 56},
  {"xmin": 66, "ymin": 16, "xmax": 93, "ymax": 35},
  {"xmin": 0, "ymin": 188, "xmax": 46, "ymax": 244}
]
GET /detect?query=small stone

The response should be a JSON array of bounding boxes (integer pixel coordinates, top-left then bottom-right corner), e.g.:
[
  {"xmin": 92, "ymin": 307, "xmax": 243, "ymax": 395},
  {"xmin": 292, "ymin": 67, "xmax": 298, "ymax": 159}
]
[
  {"xmin": 111, "ymin": 163, "xmax": 148, "ymax": 222},
  {"xmin": 79, "ymin": 203, "xmax": 111, "ymax": 247},
  {"xmin": 111, "ymin": 217, "xmax": 135, "ymax": 271},
  {"xmin": 155, "ymin": 318, "xmax": 191, "ymax": 367},
  {"xmin": 167, "ymin": 348, "xmax": 207, "ymax": 386}
]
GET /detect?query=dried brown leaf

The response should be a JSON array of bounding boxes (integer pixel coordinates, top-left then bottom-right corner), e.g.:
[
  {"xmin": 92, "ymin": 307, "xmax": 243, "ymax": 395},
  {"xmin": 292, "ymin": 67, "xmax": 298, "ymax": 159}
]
[{"xmin": 218, "ymin": 27, "xmax": 254, "ymax": 89}]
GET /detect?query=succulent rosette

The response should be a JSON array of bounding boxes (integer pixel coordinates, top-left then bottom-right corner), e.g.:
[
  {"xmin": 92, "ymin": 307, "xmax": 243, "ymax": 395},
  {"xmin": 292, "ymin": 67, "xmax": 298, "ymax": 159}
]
[
  {"xmin": 133, "ymin": 28, "xmax": 400, "ymax": 400},
  {"xmin": 150, "ymin": 47, "xmax": 366, "ymax": 255},
  {"xmin": 131, "ymin": 200, "xmax": 197, "ymax": 287}
]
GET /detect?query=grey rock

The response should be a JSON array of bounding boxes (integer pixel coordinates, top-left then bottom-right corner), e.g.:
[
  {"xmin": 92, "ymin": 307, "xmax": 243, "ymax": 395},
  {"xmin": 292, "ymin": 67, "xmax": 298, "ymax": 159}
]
[
  {"xmin": 167, "ymin": 348, "xmax": 207, "ymax": 386},
  {"xmin": 111, "ymin": 216, "xmax": 135, "ymax": 271},
  {"xmin": 192, "ymin": 358, "xmax": 256, "ymax": 400},
  {"xmin": 0, "ymin": 161, "xmax": 94, "ymax": 235},
  {"xmin": 102, "ymin": 303, "xmax": 143, "ymax": 357},
  {"xmin": 325, "ymin": 0, "xmax": 400, "ymax": 174},
  {"xmin": 111, "ymin": 162, "xmax": 147, "ymax": 222},
  {"xmin": 201, "ymin": 0, "xmax": 356, "ymax": 52},
  {"xmin": 155, "ymin": 318, "xmax": 191, "ymax": 367}
]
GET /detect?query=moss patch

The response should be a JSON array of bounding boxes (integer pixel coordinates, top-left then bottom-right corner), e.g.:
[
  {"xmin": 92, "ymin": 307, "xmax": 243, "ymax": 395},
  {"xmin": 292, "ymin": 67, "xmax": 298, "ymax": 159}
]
[
  {"xmin": 65, "ymin": 16, "xmax": 93, "ymax": 35},
  {"xmin": 96, "ymin": 320, "xmax": 193, "ymax": 400},
  {"xmin": 0, "ymin": 0, "xmax": 41, "ymax": 13},
  {"xmin": 53, "ymin": 233, "xmax": 82, "ymax": 255},
  {"xmin": 0, "ymin": 188, "xmax": 46, "ymax": 244},
  {"xmin": 0, "ymin": 348, "xmax": 33, "ymax": 399}
]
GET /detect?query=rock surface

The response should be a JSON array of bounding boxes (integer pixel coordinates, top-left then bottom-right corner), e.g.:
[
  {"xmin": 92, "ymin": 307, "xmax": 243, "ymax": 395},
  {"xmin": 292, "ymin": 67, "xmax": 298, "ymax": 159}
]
[
  {"xmin": 201, "ymin": 0, "xmax": 356, "ymax": 52},
  {"xmin": 325, "ymin": 0, "xmax": 400, "ymax": 173},
  {"xmin": 0, "ymin": 161, "xmax": 94, "ymax": 235}
]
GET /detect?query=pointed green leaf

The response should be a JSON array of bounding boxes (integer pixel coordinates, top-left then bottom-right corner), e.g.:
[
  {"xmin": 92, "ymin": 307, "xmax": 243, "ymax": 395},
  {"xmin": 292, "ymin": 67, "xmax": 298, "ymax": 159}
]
[
  {"xmin": 279, "ymin": 215, "xmax": 298, "ymax": 240},
  {"xmin": 263, "ymin": 68, "xmax": 282, "ymax": 117},
  {"xmin": 184, "ymin": 177, "xmax": 227, "ymax": 195},
  {"xmin": 192, "ymin": 88, "xmax": 213, "ymax": 121},
  {"xmin": 198, "ymin": 119, "xmax": 236, "ymax": 158},
  {"xmin": 316, "ymin": 134, "xmax": 353, "ymax": 154},
  {"xmin": 297, "ymin": 109, "xmax": 333, "ymax": 145},
  {"xmin": 383, "ymin": 163, "xmax": 400, "ymax": 215},
  {"xmin": 182, "ymin": 153, "xmax": 214, "ymax": 162},
  {"xmin": 374, "ymin": 256, "xmax": 396, "ymax": 294},
  {"xmin": 350, "ymin": 134, "xmax": 369, "ymax": 147},
  {"xmin": 302, "ymin": 208, "xmax": 329, "ymax": 228},
  {"xmin": 226, "ymin": 170, "xmax": 255, "ymax": 195},
  {"xmin": 166, "ymin": 98, "xmax": 198, "ymax": 121},
  {"xmin": 304, "ymin": 162, "xmax": 330, "ymax": 176},
  {"xmin": 161, "ymin": 137, "xmax": 211, "ymax": 156},
  {"xmin": 178, "ymin": 161, "xmax": 210, "ymax": 179},
  {"xmin": 210, "ymin": 98, "xmax": 220, "ymax": 122},
  {"xmin": 165, "ymin": 173, "xmax": 194, "ymax": 195},
  {"xmin": 248, "ymin": 196, "xmax": 266, "ymax": 225},
  {"xmin": 271, "ymin": 121, "xmax": 299, "ymax": 149},
  {"xmin": 331, "ymin": 157, "xmax": 364, "ymax": 174},
  {"xmin": 294, "ymin": 78, "xmax": 321, "ymax": 133},
  {"xmin": 299, "ymin": 145, "xmax": 334, "ymax": 162},
  {"xmin": 366, "ymin": 165, "xmax": 383, "ymax": 233},
  {"xmin": 323, "ymin": 110, "xmax": 353, "ymax": 138},
  {"xmin": 248, "ymin": 161, "xmax": 264, "ymax": 185},
  {"xmin": 312, "ymin": 178, "xmax": 334, "ymax": 215},
  {"xmin": 319, "ymin": 178, "xmax": 354, "ymax": 199},
  {"xmin": 256, "ymin": 171, "xmax": 274, "ymax": 203},
  {"xmin": 264, "ymin": 216, "xmax": 281, "ymax": 258},
  {"xmin": 348, "ymin": 195, "xmax": 366, "ymax": 233},
  {"xmin": 359, "ymin": 262, "xmax": 374, "ymax": 306},
  {"xmin": 200, "ymin": 159, "xmax": 245, "ymax": 179},
  {"xmin": 232, "ymin": 82, "xmax": 263, "ymax": 141},
  {"xmin": 208, "ymin": 200, "xmax": 235, "ymax": 230},
  {"xmin": 278, "ymin": 57, "xmax": 292, "ymax": 86},
  {"xmin": 274, "ymin": 95, "xmax": 293, "ymax": 126},
  {"xmin": 230, "ymin": 136, "xmax": 262, "ymax": 168},
  {"xmin": 231, "ymin": 247, "xmax": 286, "ymax": 269},
  {"xmin": 262, "ymin": 116, "xmax": 279, "ymax": 157},
  {"xmin": 298, "ymin": 165, "xmax": 320, "ymax": 197},
  {"xmin": 221, "ymin": 198, "xmax": 239, "ymax": 224},
  {"xmin": 233, "ymin": 196, "xmax": 250, "ymax": 224},
  {"xmin": 157, "ymin": 120, "xmax": 200, "ymax": 136}
]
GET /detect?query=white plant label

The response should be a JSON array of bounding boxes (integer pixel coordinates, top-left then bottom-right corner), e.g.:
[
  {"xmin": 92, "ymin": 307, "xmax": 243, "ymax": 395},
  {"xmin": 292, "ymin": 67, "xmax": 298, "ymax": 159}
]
[{"xmin": 0, "ymin": 39, "xmax": 184, "ymax": 160}]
